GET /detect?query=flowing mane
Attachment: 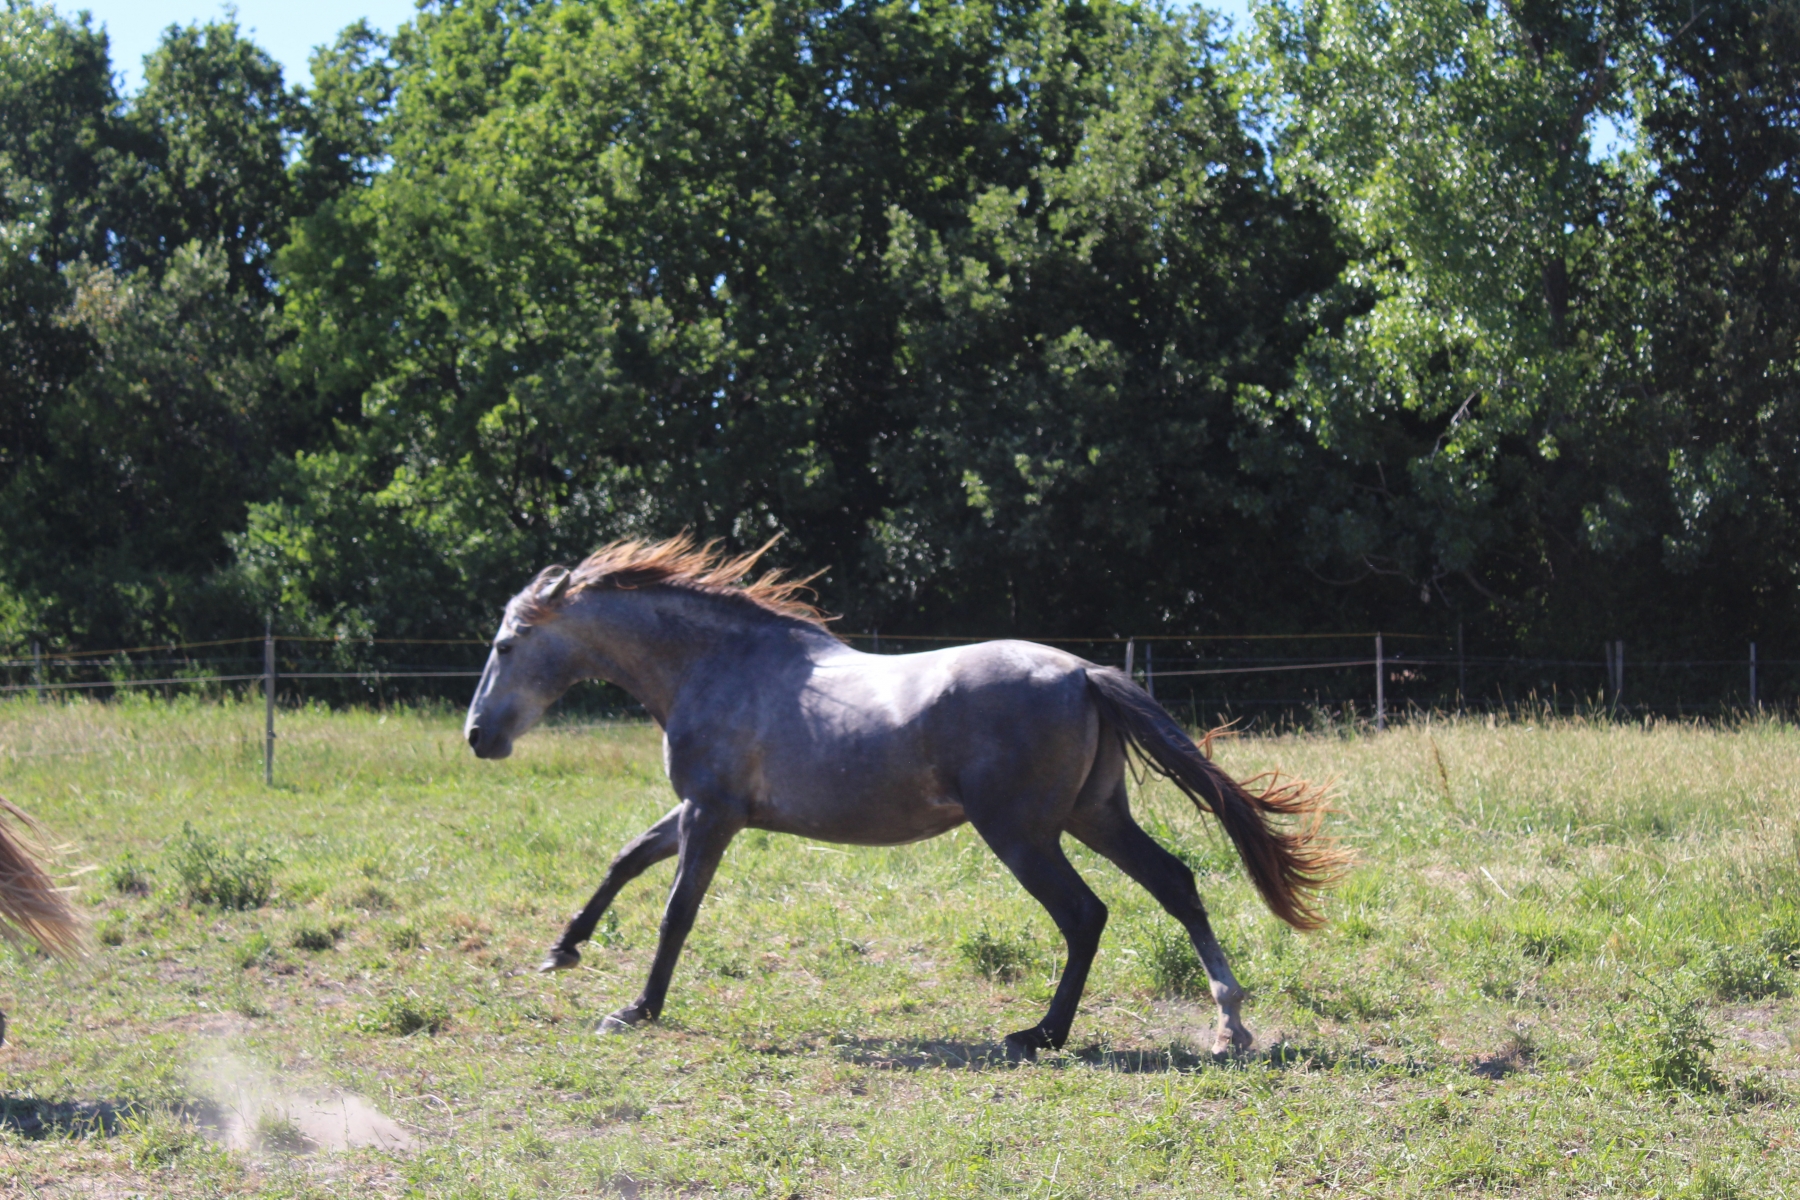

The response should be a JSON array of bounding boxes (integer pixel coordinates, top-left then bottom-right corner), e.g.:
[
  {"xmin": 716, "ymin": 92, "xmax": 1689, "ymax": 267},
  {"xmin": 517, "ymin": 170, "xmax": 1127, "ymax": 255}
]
[{"xmin": 517, "ymin": 534, "xmax": 829, "ymax": 627}]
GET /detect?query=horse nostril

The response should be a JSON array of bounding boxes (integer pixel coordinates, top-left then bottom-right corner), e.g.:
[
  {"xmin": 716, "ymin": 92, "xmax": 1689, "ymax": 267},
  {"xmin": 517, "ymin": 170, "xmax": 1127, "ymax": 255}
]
[{"xmin": 467, "ymin": 726, "xmax": 481, "ymax": 749}]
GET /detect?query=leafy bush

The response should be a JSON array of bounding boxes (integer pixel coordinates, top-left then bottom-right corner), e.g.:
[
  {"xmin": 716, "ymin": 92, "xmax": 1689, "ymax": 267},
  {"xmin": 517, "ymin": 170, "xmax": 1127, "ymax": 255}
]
[
  {"xmin": 167, "ymin": 824, "xmax": 278, "ymax": 910},
  {"xmin": 956, "ymin": 926, "xmax": 1036, "ymax": 983}
]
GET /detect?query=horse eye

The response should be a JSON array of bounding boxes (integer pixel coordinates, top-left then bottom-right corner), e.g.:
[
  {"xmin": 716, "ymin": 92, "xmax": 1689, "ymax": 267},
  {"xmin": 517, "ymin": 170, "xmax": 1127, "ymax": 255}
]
[{"xmin": 496, "ymin": 643, "xmax": 513, "ymax": 655}]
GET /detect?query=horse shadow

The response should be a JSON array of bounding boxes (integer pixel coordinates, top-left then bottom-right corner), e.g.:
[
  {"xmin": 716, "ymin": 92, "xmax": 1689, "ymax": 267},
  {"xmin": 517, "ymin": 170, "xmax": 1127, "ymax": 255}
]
[
  {"xmin": 0, "ymin": 1095, "xmax": 219, "ymax": 1139},
  {"xmin": 826, "ymin": 1037, "xmax": 1419, "ymax": 1075}
]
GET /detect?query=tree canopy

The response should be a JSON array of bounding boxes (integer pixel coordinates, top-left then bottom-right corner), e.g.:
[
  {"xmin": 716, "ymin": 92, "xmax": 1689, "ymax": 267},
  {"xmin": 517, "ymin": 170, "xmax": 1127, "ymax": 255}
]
[{"xmin": 0, "ymin": 0, "xmax": 1795, "ymax": 661}]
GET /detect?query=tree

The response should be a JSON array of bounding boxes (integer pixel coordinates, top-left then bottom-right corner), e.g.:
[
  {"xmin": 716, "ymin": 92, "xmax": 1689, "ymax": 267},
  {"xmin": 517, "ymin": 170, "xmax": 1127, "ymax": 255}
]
[{"xmin": 263, "ymin": 0, "xmax": 1343, "ymax": 638}]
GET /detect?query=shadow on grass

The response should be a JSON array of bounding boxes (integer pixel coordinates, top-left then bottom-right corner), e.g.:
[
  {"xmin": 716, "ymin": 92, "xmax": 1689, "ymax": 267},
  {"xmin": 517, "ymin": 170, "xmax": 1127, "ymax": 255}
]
[
  {"xmin": 827, "ymin": 1036, "xmax": 1434, "ymax": 1075},
  {"xmin": 0, "ymin": 1095, "xmax": 218, "ymax": 1139}
]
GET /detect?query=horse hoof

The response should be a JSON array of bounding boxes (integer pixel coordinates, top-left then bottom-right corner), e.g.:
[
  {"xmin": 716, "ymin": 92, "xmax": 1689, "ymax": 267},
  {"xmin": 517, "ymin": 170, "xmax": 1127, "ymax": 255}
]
[
  {"xmin": 538, "ymin": 948, "xmax": 581, "ymax": 973},
  {"xmin": 1002, "ymin": 1032, "xmax": 1041, "ymax": 1064},
  {"xmin": 598, "ymin": 1006, "xmax": 646, "ymax": 1035},
  {"xmin": 1212, "ymin": 1026, "xmax": 1254, "ymax": 1058}
]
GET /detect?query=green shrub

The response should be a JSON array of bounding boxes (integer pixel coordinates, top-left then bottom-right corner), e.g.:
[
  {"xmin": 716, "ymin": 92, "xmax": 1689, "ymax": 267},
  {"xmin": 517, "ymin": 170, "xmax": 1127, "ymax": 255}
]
[
  {"xmin": 167, "ymin": 824, "xmax": 278, "ymax": 910},
  {"xmin": 956, "ymin": 926, "xmax": 1035, "ymax": 983}
]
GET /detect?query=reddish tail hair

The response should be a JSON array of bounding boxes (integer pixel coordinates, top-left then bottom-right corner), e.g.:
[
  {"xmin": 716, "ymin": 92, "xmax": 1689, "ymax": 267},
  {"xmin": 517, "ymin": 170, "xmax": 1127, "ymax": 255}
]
[
  {"xmin": 1086, "ymin": 668, "xmax": 1347, "ymax": 929},
  {"xmin": 0, "ymin": 799, "xmax": 84, "ymax": 959}
]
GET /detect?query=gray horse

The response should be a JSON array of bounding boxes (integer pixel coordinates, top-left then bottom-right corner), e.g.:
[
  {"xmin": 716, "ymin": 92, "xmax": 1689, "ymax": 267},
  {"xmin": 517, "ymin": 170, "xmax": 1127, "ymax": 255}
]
[{"xmin": 464, "ymin": 537, "xmax": 1342, "ymax": 1060}]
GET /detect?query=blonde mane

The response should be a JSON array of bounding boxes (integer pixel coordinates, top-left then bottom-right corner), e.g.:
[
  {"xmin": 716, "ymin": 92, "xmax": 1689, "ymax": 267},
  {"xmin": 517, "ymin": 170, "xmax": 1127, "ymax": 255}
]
[{"xmin": 516, "ymin": 534, "xmax": 829, "ymax": 627}]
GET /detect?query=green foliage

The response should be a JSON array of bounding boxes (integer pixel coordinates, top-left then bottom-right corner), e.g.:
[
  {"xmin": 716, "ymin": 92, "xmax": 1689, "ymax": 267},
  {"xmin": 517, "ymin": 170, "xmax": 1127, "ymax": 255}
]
[
  {"xmin": 167, "ymin": 822, "xmax": 278, "ymax": 910},
  {"xmin": 956, "ymin": 925, "xmax": 1037, "ymax": 983},
  {"xmin": 289, "ymin": 921, "xmax": 339, "ymax": 952},
  {"xmin": 1600, "ymin": 983, "xmax": 1721, "ymax": 1095},
  {"xmin": 0, "ymin": 0, "xmax": 1797, "ymax": 670}
]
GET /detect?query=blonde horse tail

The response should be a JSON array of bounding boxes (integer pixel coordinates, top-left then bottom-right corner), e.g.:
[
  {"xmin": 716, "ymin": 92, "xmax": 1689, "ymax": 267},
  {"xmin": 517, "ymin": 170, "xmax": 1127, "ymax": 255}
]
[
  {"xmin": 0, "ymin": 798, "xmax": 85, "ymax": 960},
  {"xmin": 1085, "ymin": 667, "xmax": 1348, "ymax": 930}
]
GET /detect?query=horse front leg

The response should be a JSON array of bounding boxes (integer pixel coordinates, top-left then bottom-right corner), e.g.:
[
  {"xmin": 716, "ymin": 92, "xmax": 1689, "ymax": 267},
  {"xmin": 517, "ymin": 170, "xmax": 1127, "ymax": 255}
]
[
  {"xmin": 540, "ymin": 804, "xmax": 685, "ymax": 972},
  {"xmin": 601, "ymin": 801, "xmax": 740, "ymax": 1032}
]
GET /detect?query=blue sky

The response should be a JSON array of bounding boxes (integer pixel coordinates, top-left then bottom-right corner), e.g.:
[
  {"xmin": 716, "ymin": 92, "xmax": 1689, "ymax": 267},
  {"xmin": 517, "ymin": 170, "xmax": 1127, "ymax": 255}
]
[
  {"xmin": 67, "ymin": 0, "xmax": 1258, "ymax": 94},
  {"xmin": 60, "ymin": 1, "xmax": 423, "ymax": 92}
]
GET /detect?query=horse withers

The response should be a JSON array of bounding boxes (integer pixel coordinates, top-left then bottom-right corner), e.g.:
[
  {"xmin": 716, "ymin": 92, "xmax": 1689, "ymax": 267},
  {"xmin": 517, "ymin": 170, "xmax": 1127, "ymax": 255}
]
[{"xmin": 464, "ymin": 537, "xmax": 1343, "ymax": 1060}]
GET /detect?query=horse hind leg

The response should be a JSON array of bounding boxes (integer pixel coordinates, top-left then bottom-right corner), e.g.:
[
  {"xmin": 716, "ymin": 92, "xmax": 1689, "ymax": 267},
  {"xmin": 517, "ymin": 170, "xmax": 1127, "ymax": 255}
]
[
  {"xmin": 1070, "ymin": 792, "xmax": 1253, "ymax": 1056},
  {"xmin": 966, "ymin": 816, "xmax": 1108, "ymax": 1062}
]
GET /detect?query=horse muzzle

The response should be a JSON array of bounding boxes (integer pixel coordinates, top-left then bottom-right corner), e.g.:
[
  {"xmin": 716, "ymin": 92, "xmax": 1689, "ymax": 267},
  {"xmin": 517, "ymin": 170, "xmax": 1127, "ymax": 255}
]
[{"xmin": 465, "ymin": 724, "xmax": 513, "ymax": 760}]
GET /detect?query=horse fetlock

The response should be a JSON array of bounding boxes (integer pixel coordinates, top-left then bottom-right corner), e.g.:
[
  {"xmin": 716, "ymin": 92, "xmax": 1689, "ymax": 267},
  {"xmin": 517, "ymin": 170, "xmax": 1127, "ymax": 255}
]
[{"xmin": 538, "ymin": 946, "xmax": 582, "ymax": 973}]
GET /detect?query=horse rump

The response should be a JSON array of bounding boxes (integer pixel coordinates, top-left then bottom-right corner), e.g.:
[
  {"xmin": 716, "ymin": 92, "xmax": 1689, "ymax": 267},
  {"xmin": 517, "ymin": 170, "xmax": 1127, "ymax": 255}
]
[{"xmin": 1085, "ymin": 666, "xmax": 1347, "ymax": 929}]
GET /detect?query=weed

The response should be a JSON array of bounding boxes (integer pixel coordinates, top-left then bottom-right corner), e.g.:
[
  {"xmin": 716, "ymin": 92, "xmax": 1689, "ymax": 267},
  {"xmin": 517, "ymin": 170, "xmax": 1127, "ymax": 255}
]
[
  {"xmin": 235, "ymin": 930, "xmax": 274, "ymax": 969},
  {"xmin": 1696, "ymin": 941, "xmax": 1790, "ymax": 1000},
  {"xmin": 1600, "ymin": 983, "xmax": 1721, "ymax": 1094},
  {"xmin": 168, "ymin": 823, "xmax": 278, "ymax": 910},
  {"xmin": 104, "ymin": 851, "xmax": 153, "ymax": 896},
  {"xmin": 594, "ymin": 908, "xmax": 625, "ymax": 948},
  {"xmin": 96, "ymin": 912, "xmax": 127, "ymax": 946},
  {"xmin": 290, "ymin": 920, "xmax": 340, "ymax": 952},
  {"xmin": 387, "ymin": 923, "xmax": 424, "ymax": 951},
  {"xmin": 253, "ymin": 1109, "xmax": 310, "ymax": 1152},
  {"xmin": 359, "ymin": 994, "xmax": 450, "ymax": 1036},
  {"xmin": 121, "ymin": 1107, "xmax": 203, "ymax": 1169},
  {"xmin": 1511, "ymin": 911, "xmax": 1576, "ymax": 964},
  {"xmin": 1139, "ymin": 923, "xmax": 1208, "ymax": 997},
  {"xmin": 957, "ymin": 925, "xmax": 1035, "ymax": 982}
]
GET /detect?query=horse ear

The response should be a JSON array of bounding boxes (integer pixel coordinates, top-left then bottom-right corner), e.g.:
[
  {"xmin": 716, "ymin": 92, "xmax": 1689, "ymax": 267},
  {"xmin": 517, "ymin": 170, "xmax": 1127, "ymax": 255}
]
[{"xmin": 541, "ymin": 568, "xmax": 573, "ymax": 603}]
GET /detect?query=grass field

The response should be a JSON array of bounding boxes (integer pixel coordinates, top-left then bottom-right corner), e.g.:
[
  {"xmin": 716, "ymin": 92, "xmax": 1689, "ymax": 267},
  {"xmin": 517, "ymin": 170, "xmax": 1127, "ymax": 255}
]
[{"xmin": 0, "ymin": 696, "xmax": 1797, "ymax": 1197}]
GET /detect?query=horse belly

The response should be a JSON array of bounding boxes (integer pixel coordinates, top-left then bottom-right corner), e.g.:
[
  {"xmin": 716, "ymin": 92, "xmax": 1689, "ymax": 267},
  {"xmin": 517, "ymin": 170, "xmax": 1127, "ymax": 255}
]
[{"xmin": 751, "ymin": 761, "xmax": 966, "ymax": 846}]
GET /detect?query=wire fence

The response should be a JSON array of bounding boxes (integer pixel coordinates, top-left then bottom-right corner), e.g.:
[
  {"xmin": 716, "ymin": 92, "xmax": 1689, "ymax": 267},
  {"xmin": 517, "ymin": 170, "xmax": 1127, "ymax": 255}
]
[{"xmin": 1, "ymin": 627, "xmax": 1787, "ymax": 730}]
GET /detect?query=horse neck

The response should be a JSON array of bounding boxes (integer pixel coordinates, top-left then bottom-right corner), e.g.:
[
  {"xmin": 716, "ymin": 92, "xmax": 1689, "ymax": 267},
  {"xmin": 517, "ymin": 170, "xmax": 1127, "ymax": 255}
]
[{"xmin": 565, "ymin": 587, "xmax": 806, "ymax": 722}]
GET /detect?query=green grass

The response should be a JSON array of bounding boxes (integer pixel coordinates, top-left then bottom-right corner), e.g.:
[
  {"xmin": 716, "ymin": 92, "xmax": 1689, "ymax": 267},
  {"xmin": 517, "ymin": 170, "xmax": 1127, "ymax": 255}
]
[{"xmin": 1, "ymin": 695, "xmax": 1799, "ymax": 1196}]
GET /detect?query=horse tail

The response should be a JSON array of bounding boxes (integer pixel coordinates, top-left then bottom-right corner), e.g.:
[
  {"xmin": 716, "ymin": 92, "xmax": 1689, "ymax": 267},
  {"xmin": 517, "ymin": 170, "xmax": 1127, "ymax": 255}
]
[
  {"xmin": 1085, "ymin": 666, "xmax": 1347, "ymax": 930},
  {"xmin": 0, "ymin": 799, "xmax": 84, "ymax": 959}
]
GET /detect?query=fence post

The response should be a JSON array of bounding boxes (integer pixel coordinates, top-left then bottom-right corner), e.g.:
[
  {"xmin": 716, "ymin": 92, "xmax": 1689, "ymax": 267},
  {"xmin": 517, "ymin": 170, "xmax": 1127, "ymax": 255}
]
[
  {"xmin": 264, "ymin": 619, "xmax": 276, "ymax": 787},
  {"xmin": 1145, "ymin": 642, "xmax": 1155, "ymax": 701},
  {"xmin": 1750, "ymin": 641, "xmax": 1758, "ymax": 709},
  {"xmin": 1124, "ymin": 638, "xmax": 1134, "ymax": 682},
  {"xmin": 1456, "ymin": 622, "xmax": 1465, "ymax": 713},
  {"xmin": 1375, "ymin": 632, "xmax": 1386, "ymax": 731},
  {"xmin": 31, "ymin": 640, "xmax": 43, "ymax": 704},
  {"xmin": 871, "ymin": 628, "xmax": 879, "ymax": 654}
]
